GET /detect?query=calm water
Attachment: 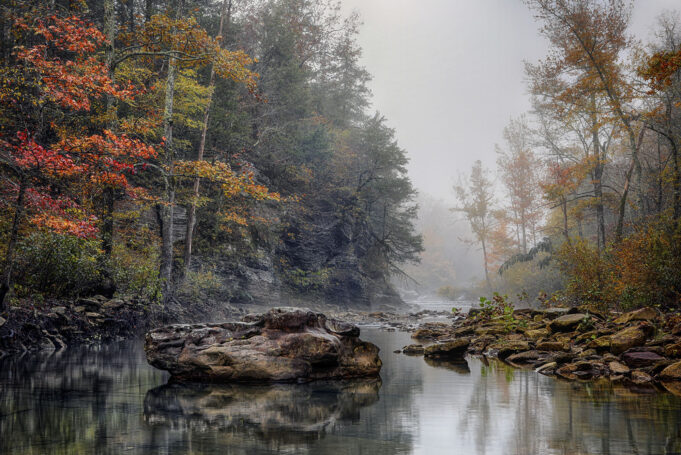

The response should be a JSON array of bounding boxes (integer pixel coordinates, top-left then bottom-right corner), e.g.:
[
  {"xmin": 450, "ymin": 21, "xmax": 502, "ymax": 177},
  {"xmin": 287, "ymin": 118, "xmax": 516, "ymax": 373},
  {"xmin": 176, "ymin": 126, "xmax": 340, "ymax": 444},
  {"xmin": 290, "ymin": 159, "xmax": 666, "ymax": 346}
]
[{"xmin": 1, "ymin": 328, "xmax": 681, "ymax": 455}]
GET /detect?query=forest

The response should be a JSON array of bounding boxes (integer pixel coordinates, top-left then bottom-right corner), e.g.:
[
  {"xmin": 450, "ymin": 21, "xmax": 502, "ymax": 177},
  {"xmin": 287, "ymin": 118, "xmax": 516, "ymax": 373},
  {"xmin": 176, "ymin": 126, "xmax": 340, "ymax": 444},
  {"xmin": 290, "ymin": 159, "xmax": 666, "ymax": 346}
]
[
  {"xmin": 440, "ymin": 0, "xmax": 681, "ymax": 312},
  {"xmin": 1, "ymin": 0, "xmax": 681, "ymax": 320},
  {"xmin": 0, "ymin": 0, "xmax": 423, "ymax": 313}
]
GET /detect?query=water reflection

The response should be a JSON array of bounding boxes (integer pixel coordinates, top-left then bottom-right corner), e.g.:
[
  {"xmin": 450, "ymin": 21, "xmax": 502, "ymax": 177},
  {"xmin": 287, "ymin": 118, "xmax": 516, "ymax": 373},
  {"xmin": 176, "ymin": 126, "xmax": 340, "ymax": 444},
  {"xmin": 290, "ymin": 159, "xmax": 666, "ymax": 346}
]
[
  {"xmin": 424, "ymin": 357, "xmax": 471, "ymax": 374},
  {"xmin": 144, "ymin": 379, "xmax": 381, "ymax": 437},
  {"xmin": 0, "ymin": 329, "xmax": 681, "ymax": 454}
]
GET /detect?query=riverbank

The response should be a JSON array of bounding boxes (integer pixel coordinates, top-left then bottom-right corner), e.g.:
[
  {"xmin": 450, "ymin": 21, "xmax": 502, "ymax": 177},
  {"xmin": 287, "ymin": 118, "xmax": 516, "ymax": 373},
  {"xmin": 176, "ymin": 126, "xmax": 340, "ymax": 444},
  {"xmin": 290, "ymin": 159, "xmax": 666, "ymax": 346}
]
[
  {"xmin": 396, "ymin": 305, "xmax": 681, "ymax": 392},
  {"xmin": 0, "ymin": 294, "xmax": 415, "ymax": 356}
]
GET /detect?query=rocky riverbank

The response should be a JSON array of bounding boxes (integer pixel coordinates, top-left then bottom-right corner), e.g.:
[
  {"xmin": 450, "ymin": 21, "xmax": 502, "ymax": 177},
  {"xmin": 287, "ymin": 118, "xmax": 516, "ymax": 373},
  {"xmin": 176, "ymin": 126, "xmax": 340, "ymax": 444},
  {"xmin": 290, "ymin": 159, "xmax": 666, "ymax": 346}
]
[
  {"xmin": 396, "ymin": 305, "xmax": 681, "ymax": 392},
  {"xmin": 0, "ymin": 294, "xmax": 260, "ymax": 356}
]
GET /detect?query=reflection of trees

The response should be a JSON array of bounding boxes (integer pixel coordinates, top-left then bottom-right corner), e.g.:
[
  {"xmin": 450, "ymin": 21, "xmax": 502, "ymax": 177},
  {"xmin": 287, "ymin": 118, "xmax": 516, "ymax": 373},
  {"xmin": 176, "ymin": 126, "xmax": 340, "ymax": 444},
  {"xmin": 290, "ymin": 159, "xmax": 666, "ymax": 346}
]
[
  {"xmin": 0, "ymin": 342, "xmax": 166, "ymax": 455},
  {"xmin": 457, "ymin": 358, "xmax": 681, "ymax": 455},
  {"xmin": 4, "ymin": 329, "xmax": 678, "ymax": 455},
  {"xmin": 0, "ymin": 329, "xmax": 421, "ymax": 455}
]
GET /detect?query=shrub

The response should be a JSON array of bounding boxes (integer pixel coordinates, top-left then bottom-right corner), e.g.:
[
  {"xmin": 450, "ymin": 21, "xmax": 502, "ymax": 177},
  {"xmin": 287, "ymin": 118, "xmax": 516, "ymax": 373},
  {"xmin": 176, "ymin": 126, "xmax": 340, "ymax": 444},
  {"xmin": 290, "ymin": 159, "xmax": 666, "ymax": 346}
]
[
  {"xmin": 110, "ymin": 239, "xmax": 162, "ymax": 303},
  {"xmin": 13, "ymin": 232, "xmax": 101, "ymax": 297}
]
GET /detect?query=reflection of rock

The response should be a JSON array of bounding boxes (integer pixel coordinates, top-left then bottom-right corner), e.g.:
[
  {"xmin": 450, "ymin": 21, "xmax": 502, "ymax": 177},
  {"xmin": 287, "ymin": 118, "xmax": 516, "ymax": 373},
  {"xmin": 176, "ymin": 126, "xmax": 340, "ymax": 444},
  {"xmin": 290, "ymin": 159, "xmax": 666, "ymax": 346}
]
[
  {"xmin": 424, "ymin": 357, "xmax": 470, "ymax": 374},
  {"xmin": 145, "ymin": 308, "xmax": 382, "ymax": 382},
  {"xmin": 143, "ymin": 379, "xmax": 381, "ymax": 441}
]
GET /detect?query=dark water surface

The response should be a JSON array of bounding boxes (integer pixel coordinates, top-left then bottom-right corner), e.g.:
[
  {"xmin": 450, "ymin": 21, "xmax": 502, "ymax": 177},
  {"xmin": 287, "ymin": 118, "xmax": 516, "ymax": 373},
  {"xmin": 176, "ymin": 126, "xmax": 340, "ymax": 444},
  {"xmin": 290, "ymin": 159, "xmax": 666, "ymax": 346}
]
[{"xmin": 1, "ymin": 328, "xmax": 681, "ymax": 455}]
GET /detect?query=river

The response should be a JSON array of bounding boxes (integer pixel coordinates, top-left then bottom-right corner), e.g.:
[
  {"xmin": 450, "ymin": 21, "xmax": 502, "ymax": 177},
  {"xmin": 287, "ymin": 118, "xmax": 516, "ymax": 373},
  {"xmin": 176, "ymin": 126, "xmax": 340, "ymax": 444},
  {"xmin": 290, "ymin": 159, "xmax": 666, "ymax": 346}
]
[{"xmin": 1, "ymin": 326, "xmax": 681, "ymax": 454}]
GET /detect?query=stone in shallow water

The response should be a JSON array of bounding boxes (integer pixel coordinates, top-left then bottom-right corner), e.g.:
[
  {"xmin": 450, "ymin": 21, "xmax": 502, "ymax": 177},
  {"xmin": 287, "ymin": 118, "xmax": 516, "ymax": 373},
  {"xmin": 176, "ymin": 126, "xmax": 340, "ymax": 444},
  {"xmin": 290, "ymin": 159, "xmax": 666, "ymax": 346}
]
[
  {"xmin": 424, "ymin": 337, "xmax": 471, "ymax": 359},
  {"xmin": 145, "ymin": 307, "xmax": 382, "ymax": 383},
  {"xmin": 401, "ymin": 344, "xmax": 425, "ymax": 355}
]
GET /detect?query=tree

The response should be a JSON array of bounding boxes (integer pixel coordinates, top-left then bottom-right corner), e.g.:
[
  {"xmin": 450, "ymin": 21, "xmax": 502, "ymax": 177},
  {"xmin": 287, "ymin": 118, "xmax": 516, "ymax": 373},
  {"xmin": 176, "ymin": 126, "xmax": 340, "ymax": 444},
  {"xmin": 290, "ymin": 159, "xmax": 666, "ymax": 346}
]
[
  {"xmin": 526, "ymin": 0, "xmax": 643, "ymax": 242},
  {"xmin": 639, "ymin": 13, "xmax": 681, "ymax": 222},
  {"xmin": 0, "ymin": 12, "xmax": 157, "ymax": 309},
  {"xmin": 496, "ymin": 116, "xmax": 543, "ymax": 253},
  {"xmin": 453, "ymin": 160, "xmax": 495, "ymax": 290}
]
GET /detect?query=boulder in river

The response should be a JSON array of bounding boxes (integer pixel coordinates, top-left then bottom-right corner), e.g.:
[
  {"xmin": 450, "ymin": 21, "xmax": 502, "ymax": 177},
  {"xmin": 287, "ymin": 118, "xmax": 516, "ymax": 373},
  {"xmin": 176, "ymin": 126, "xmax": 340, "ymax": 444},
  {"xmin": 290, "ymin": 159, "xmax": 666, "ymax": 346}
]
[{"xmin": 144, "ymin": 308, "xmax": 382, "ymax": 383}]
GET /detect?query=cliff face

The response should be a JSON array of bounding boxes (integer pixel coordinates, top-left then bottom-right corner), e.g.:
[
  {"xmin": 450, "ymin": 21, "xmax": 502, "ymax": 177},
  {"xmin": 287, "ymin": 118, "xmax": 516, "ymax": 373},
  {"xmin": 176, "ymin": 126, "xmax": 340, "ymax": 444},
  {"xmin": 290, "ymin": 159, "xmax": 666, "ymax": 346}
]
[{"xmin": 180, "ymin": 246, "xmax": 404, "ymax": 312}]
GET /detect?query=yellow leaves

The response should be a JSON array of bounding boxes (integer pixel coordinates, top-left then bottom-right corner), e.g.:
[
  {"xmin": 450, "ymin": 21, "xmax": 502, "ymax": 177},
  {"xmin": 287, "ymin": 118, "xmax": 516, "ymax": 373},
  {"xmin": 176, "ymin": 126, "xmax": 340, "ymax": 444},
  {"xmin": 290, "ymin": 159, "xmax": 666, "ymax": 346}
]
[{"xmin": 174, "ymin": 159, "xmax": 279, "ymax": 201}]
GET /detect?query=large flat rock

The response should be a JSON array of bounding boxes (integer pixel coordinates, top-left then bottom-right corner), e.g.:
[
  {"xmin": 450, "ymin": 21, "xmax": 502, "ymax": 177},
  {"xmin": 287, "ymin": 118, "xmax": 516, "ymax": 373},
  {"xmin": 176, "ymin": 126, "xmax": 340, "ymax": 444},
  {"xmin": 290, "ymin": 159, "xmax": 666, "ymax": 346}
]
[{"xmin": 145, "ymin": 307, "xmax": 382, "ymax": 382}]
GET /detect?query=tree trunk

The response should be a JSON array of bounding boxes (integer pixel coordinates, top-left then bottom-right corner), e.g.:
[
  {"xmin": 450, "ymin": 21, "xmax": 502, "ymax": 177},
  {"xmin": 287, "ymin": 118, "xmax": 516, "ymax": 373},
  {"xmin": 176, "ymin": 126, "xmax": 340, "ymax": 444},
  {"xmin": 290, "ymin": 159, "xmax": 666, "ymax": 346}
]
[
  {"xmin": 145, "ymin": 0, "xmax": 154, "ymax": 22},
  {"xmin": 159, "ymin": 61, "xmax": 177, "ymax": 301},
  {"xmin": 590, "ymin": 103, "xmax": 606, "ymax": 251},
  {"xmin": 561, "ymin": 196, "xmax": 571, "ymax": 245},
  {"xmin": 0, "ymin": 179, "xmax": 26, "ymax": 312},
  {"xmin": 97, "ymin": 0, "xmax": 118, "ymax": 292},
  {"xmin": 159, "ymin": 0, "xmax": 183, "ymax": 301},
  {"xmin": 615, "ymin": 127, "xmax": 644, "ymax": 242},
  {"xmin": 669, "ymin": 133, "xmax": 680, "ymax": 222},
  {"xmin": 520, "ymin": 209, "xmax": 527, "ymax": 254},
  {"xmin": 481, "ymin": 238, "xmax": 491, "ymax": 291},
  {"xmin": 182, "ymin": 0, "xmax": 232, "ymax": 280}
]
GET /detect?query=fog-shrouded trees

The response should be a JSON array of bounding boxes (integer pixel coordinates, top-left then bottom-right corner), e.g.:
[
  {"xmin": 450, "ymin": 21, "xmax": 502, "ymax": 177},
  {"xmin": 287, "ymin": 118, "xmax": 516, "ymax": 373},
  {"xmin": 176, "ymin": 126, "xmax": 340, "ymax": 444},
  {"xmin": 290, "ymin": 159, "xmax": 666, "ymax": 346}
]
[
  {"xmin": 484, "ymin": 1, "xmax": 681, "ymax": 310},
  {"xmin": 496, "ymin": 116, "xmax": 543, "ymax": 254},
  {"xmin": 453, "ymin": 160, "xmax": 496, "ymax": 290}
]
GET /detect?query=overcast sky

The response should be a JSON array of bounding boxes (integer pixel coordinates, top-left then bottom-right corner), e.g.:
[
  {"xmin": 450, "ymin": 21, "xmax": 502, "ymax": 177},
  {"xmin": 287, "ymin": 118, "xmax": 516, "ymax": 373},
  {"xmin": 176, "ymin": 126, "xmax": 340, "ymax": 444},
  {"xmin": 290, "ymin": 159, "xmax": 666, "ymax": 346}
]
[{"xmin": 340, "ymin": 0, "xmax": 680, "ymax": 202}]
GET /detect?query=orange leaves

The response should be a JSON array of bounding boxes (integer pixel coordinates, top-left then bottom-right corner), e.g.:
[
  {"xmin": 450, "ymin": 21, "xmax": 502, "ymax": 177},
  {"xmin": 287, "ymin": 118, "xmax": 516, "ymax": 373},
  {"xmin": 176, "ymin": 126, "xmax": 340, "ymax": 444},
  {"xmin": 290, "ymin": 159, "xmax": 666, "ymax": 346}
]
[
  {"xmin": 30, "ymin": 213, "xmax": 98, "ymax": 239},
  {"xmin": 640, "ymin": 49, "xmax": 681, "ymax": 92},
  {"xmin": 11, "ymin": 14, "xmax": 145, "ymax": 113},
  {"xmin": 173, "ymin": 159, "xmax": 279, "ymax": 231}
]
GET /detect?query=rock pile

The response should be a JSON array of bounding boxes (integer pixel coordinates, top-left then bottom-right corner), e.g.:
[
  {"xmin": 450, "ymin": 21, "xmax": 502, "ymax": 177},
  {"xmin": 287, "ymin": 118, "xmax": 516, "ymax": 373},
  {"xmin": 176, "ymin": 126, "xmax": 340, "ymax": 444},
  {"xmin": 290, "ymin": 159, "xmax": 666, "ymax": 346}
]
[{"xmin": 402, "ymin": 306, "xmax": 681, "ymax": 389}]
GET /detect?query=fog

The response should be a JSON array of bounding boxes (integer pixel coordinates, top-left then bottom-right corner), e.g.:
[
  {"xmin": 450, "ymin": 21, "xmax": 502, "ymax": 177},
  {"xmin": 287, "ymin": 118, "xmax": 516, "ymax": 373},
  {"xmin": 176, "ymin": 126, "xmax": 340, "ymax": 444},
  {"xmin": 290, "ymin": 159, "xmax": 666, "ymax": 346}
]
[
  {"xmin": 341, "ymin": 0, "xmax": 680, "ymax": 202},
  {"xmin": 338, "ymin": 0, "xmax": 680, "ymax": 291}
]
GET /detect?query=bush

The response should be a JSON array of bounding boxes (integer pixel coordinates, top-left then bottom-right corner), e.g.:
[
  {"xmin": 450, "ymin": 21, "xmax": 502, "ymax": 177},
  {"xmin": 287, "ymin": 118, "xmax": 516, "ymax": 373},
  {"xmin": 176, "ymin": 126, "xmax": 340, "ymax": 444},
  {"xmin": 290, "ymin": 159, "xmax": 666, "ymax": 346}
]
[
  {"xmin": 557, "ymin": 218, "xmax": 681, "ymax": 311},
  {"xmin": 13, "ymin": 232, "xmax": 101, "ymax": 297},
  {"xmin": 110, "ymin": 238, "xmax": 162, "ymax": 303},
  {"xmin": 475, "ymin": 292, "xmax": 526, "ymax": 332},
  {"xmin": 177, "ymin": 267, "xmax": 224, "ymax": 301}
]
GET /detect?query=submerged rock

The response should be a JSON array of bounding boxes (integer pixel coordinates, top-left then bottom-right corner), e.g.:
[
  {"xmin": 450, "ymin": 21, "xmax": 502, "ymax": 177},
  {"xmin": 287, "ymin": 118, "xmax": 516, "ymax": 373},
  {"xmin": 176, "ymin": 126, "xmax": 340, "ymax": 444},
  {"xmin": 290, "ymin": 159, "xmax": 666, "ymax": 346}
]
[
  {"xmin": 402, "ymin": 344, "xmax": 425, "ymax": 355},
  {"xmin": 144, "ymin": 308, "xmax": 382, "ymax": 383}
]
